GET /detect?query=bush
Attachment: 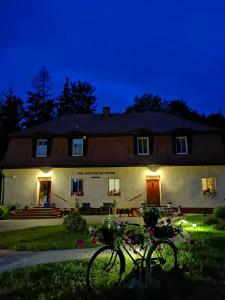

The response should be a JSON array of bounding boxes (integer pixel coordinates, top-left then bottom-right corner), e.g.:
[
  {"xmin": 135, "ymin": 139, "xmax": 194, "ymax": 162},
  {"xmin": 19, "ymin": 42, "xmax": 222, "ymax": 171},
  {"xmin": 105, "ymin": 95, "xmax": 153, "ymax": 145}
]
[
  {"xmin": 213, "ymin": 205, "xmax": 225, "ymax": 220},
  {"xmin": 63, "ymin": 212, "xmax": 87, "ymax": 233},
  {"xmin": 214, "ymin": 219, "xmax": 225, "ymax": 230},
  {"xmin": 203, "ymin": 215, "xmax": 218, "ymax": 225},
  {"xmin": 0, "ymin": 205, "xmax": 9, "ymax": 217}
]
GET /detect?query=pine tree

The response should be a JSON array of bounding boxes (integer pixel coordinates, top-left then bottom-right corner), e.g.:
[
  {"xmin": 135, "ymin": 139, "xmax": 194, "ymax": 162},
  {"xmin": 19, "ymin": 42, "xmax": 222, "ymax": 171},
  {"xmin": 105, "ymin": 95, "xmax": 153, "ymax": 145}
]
[
  {"xmin": 25, "ymin": 66, "xmax": 55, "ymax": 127},
  {"xmin": 0, "ymin": 87, "xmax": 25, "ymax": 158},
  {"xmin": 57, "ymin": 77, "xmax": 72, "ymax": 117}
]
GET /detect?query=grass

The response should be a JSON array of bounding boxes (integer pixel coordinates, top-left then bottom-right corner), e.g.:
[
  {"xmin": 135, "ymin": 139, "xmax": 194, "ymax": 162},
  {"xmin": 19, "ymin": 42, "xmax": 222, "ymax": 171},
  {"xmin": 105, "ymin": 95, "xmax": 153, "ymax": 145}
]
[
  {"xmin": 1, "ymin": 215, "xmax": 225, "ymax": 299},
  {"xmin": 0, "ymin": 225, "xmax": 96, "ymax": 251}
]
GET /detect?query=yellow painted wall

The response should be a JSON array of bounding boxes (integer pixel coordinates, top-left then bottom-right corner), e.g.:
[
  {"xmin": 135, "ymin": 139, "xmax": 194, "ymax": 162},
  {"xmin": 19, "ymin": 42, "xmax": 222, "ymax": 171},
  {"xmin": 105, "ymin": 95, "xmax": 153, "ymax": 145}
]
[{"xmin": 3, "ymin": 165, "xmax": 225, "ymax": 208}]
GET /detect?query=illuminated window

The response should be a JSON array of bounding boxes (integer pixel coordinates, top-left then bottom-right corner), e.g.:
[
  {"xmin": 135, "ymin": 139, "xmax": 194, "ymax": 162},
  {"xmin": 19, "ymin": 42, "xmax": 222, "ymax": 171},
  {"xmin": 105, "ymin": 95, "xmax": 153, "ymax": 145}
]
[
  {"xmin": 202, "ymin": 177, "xmax": 217, "ymax": 196},
  {"xmin": 108, "ymin": 178, "xmax": 120, "ymax": 195},
  {"xmin": 137, "ymin": 137, "xmax": 149, "ymax": 155},
  {"xmin": 36, "ymin": 139, "xmax": 47, "ymax": 157},
  {"xmin": 71, "ymin": 178, "xmax": 83, "ymax": 196},
  {"xmin": 72, "ymin": 139, "xmax": 83, "ymax": 156},
  {"xmin": 176, "ymin": 136, "xmax": 188, "ymax": 154}
]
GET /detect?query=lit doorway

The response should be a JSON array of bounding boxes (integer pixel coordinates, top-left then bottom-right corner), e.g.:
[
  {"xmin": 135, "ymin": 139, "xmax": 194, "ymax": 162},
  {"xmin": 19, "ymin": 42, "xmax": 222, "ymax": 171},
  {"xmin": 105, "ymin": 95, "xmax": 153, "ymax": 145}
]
[{"xmin": 37, "ymin": 178, "xmax": 51, "ymax": 207}]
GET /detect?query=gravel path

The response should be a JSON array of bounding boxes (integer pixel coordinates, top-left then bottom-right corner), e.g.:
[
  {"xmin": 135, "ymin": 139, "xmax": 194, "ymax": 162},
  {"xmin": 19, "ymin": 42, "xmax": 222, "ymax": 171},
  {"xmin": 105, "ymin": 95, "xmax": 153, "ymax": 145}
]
[{"xmin": 0, "ymin": 248, "xmax": 99, "ymax": 273}]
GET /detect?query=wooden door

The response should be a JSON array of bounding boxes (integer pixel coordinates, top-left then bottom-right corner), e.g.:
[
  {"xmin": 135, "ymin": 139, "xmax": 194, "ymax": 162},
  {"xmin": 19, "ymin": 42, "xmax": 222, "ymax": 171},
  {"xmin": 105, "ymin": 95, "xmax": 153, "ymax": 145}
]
[{"xmin": 147, "ymin": 179, "xmax": 160, "ymax": 206}]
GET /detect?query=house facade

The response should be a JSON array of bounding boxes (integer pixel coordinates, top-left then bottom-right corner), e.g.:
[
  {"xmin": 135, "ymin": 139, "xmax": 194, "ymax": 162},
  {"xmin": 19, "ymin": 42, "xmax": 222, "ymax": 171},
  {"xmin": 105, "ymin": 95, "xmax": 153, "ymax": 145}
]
[{"xmin": 1, "ymin": 110, "xmax": 225, "ymax": 212}]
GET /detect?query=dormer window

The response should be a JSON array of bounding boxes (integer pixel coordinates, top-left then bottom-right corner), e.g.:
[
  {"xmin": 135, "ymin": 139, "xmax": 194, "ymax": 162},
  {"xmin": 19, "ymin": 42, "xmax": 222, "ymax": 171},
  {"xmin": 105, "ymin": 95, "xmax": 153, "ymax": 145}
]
[
  {"xmin": 176, "ymin": 136, "xmax": 188, "ymax": 155},
  {"xmin": 36, "ymin": 139, "xmax": 48, "ymax": 157},
  {"xmin": 137, "ymin": 137, "xmax": 149, "ymax": 155},
  {"xmin": 72, "ymin": 139, "xmax": 83, "ymax": 156}
]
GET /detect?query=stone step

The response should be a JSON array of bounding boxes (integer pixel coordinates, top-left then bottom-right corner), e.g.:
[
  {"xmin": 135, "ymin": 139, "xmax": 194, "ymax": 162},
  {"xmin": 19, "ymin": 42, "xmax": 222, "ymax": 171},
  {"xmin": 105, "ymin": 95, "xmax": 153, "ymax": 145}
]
[{"xmin": 8, "ymin": 208, "xmax": 62, "ymax": 219}]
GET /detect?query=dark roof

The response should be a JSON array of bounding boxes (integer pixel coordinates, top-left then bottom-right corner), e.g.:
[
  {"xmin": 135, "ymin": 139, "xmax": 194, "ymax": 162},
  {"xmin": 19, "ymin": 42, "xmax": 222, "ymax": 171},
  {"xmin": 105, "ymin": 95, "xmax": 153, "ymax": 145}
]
[{"xmin": 11, "ymin": 112, "xmax": 220, "ymax": 137}]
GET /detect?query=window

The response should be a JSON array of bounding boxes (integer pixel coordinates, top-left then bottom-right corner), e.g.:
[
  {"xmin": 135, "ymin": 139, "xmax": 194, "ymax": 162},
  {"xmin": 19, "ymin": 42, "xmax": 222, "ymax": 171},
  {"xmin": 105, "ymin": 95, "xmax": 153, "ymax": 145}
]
[
  {"xmin": 137, "ymin": 137, "xmax": 149, "ymax": 155},
  {"xmin": 36, "ymin": 139, "xmax": 47, "ymax": 157},
  {"xmin": 176, "ymin": 136, "xmax": 188, "ymax": 154},
  {"xmin": 72, "ymin": 139, "xmax": 83, "ymax": 156},
  {"xmin": 202, "ymin": 177, "xmax": 216, "ymax": 194},
  {"xmin": 71, "ymin": 178, "xmax": 83, "ymax": 196},
  {"xmin": 108, "ymin": 178, "xmax": 120, "ymax": 195}
]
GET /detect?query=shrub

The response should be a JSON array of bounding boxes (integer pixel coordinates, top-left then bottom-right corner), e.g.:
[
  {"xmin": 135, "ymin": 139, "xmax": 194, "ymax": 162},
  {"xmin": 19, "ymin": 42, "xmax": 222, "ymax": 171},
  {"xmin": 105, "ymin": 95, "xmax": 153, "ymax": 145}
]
[
  {"xmin": 213, "ymin": 205, "xmax": 225, "ymax": 220},
  {"xmin": 203, "ymin": 215, "xmax": 218, "ymax": 225},
  {"xmin": 63, "ymin": 212, "xmax": 87, "ymax": 233},
  {"xmin": 0, "ymin": 205, "xmax": 9, "ymax": 217},
  {"xmin": 214, "ymin": 219, "xmax": 225, "ymax": 230}
]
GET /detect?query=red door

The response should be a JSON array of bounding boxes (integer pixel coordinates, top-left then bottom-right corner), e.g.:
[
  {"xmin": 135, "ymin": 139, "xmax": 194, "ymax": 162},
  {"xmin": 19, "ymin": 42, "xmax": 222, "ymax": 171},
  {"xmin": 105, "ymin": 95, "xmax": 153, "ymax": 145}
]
[{"xmin": 147, "ymin": 179, "xmax": 160, "ymax": 206}]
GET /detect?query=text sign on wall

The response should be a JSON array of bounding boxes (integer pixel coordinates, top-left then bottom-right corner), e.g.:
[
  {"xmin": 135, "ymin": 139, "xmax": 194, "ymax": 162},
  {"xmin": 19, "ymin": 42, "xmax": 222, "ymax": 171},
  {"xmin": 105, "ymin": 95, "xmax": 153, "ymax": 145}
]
[{"xmin": 77, "ymin": 172, "xmax": 115, "ymax": 175}]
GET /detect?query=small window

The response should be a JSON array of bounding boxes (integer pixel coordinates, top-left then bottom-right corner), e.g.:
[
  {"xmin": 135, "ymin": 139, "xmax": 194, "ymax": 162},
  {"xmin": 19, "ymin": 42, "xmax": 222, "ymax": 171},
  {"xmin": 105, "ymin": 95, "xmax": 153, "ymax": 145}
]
[
  {"xmin": 137, "ymin": 137, "xmax": 149, "ymax": 155},
  {"xmin": 71, "ymin": 178, "xmax": 83, "ymax": 196},
  {"xmin": 36, "ymin": 139, "xmax": 47, "ymax": 157},
  {"xmin": 176, "ymin": 136, "xmax": 188, "ymax": 155},
  {"xmin": 202, "ymin": 177, "xmax": 216, "ymax": 193},
  {"xmin": 108, "ymin": 178, "xmax": 121, "ymax": 195},
  {"xmin": 72, "ymin": 139, "xmax": 83, "ymax": 156}
]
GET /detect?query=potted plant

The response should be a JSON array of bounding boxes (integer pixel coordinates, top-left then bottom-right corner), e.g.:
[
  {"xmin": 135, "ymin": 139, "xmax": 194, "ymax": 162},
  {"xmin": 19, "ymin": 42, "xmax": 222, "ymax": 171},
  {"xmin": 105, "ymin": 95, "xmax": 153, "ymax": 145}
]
[
  {"xmin": 139, "ymin": 200, "xmax": 147, "ymax": 215},
  {"xmin": 143, "ymin": 207, "xmax": 160, "ymax": 227},
  {"xmin": 112, "ymin": 199, "xmax": 117, "ymax": 215}
]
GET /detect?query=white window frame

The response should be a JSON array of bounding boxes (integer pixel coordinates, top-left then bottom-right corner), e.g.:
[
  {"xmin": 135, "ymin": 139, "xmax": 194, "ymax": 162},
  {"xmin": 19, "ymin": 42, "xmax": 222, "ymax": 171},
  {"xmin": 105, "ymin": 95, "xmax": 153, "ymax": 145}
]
[
  {"xmin": 176, "ymin": 136, "xmax": 188, "ymax": 155},
  {"xmin": 137, "ymin": 137, "xmax": 149, "ymax": 155},
  {"xmin": 72, "ymin": 139, "xmax": 83, "ymax": 156},
  {"xmin": 36, "ymin": 139, "xmax": 48, "ymax": 157},
  {"xmin": 108, "ymin": 178, "xmax": 121, "ymax": 195}
]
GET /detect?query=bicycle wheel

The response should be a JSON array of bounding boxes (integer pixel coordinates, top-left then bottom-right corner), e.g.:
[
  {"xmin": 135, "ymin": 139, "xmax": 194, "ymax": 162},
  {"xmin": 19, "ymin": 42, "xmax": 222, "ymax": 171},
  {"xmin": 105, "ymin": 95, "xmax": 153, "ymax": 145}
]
[
  {"xmin": 86, "ymin": 245, "xmax": 125, "ymax": 293},
  {"xmin": 147, "ymin": 239, "xmax": 178, "ymax": 273}
]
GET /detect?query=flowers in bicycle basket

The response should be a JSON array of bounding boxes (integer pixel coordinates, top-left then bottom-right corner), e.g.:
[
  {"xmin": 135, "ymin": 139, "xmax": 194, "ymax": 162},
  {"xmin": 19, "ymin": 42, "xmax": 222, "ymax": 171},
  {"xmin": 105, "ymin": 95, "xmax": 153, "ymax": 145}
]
[
  {"xmin": 88, "ymin": 216, "xmax": 118, "ymax": 245},
  {"xmin": 202, "ymin": 188, "xmax": 217, "ymax": 198},
  {"xmin": 124, "ymin": 226, "xmax": 146, "ymax": 248}
]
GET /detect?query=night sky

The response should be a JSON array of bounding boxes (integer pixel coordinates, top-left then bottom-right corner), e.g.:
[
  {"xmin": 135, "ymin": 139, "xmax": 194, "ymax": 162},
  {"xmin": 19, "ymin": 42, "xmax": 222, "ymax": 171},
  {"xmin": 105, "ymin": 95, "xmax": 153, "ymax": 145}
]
[{"xmin": 1, "ymin": 0, "xmax": 225, "ymax": 115}]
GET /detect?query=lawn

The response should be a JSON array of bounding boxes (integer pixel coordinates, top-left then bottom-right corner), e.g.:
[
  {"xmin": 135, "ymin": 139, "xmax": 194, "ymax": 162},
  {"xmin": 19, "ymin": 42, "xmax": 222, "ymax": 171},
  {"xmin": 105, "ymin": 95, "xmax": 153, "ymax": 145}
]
[
  {"xmin": 0, "ymin": 214, "xmax": 225, "ymax": 299},
  {"xmin": 0, "ymin": 225, "xmax": 96, "ymax": 251}
]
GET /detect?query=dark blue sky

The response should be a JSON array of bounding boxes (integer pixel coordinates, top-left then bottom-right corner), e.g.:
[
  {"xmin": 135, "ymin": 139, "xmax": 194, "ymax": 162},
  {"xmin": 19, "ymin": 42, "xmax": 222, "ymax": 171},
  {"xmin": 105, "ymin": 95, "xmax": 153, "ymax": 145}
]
[{"xmin": 1, "ymin": 0, "xmax": 225, "ymax": 114}]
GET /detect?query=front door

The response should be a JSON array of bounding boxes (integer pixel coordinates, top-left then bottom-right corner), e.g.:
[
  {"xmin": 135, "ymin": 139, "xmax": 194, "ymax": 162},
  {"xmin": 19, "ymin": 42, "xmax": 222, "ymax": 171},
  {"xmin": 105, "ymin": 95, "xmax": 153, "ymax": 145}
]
[
  {"xmin": 146, "ymin": 179, "xmax": 160, "ymax": 206},
  {"xmin": 39, "ymin": 181, "xmax": 51, "ymax": 207}
]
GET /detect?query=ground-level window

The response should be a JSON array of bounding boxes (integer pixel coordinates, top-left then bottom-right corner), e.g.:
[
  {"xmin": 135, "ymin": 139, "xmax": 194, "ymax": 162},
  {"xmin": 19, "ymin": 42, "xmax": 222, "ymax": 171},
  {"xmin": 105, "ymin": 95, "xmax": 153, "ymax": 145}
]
[
  {"xmin": 71, "ymin": 178, "xmax": 83, "ymax": 196},
  {"xmin": 176, "ymin": 136, "xmax": 188, "ymax": 155},
  {"xmin": 108, "ymin": 178, "xmax": 120, "ymax": 195},
  {"xmin": 72, "ymin": 139, "xmax": 83, "ymax": 156},
  {"xmin": 36, "ymin": 139, "xmax": 47, "ymax": 157},
  {"xmin": 202, "ymin": 177, "xmax": 217, "ymax": 197},
  {"xmin": 137, "ymin": 137, "xmax": 149, "ymax": 155}
]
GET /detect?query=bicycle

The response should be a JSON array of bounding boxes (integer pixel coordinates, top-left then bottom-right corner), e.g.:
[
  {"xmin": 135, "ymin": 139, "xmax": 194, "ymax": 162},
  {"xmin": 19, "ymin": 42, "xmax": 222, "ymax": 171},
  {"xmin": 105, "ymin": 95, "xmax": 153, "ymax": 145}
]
[{"xmin": 86, "ymin": 219, "xmax": 180, "ymax": 294}]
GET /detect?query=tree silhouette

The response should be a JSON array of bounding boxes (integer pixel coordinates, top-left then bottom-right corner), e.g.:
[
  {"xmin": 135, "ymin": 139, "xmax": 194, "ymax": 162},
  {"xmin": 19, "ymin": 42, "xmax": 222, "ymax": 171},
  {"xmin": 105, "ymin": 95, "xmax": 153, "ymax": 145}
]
[
  {"xmin": 57, "ymin": 79, "xmax": 96, "ymax": 115},
  {"xmin": 0, "ymin": 87, "xmax": 25, "ymax": 158},
  {"xmin": 126, "ymin": 94, "xmax": 164, "ymax": 113},
  {"xmin": 25, "ymin": 66, "xmax": 55, "ymax": 127}
]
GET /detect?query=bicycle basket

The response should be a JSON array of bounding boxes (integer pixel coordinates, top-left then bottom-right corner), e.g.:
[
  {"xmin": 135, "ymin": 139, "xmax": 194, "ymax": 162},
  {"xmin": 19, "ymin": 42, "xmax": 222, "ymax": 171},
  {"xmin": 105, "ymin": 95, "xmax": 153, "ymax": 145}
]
[
  {"xmin": 98, "ymin": 227, "xmax": 116, "ymax": 245},
  {"xmin": 153, "ymin": 225, "xmax": 175, "ymax": 238}
]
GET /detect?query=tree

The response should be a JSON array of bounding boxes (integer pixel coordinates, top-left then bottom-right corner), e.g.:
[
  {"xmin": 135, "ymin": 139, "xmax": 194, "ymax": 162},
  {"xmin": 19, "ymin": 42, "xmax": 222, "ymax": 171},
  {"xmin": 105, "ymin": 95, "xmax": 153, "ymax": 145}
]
[
  {"xmin": 57, "ymin": 79, "xmax": 97, "ymax": 116},
  {"xmin": 25, "ymin": 66, "xmax": 55, "ymax": 127},
  {"xmin": 126, "ymin": 94, "xmax": 164, "ymax": 113},
  {"xmin": 57, "ymin": 77, "xmax": 72, "ymax": 117},
  {"xmin": 0, "ymin": 87, "xmax": 25, "ymax": 158},
  {"xmin": 206, "ymin": 113, "xmax": 225, "ymax": 129}
]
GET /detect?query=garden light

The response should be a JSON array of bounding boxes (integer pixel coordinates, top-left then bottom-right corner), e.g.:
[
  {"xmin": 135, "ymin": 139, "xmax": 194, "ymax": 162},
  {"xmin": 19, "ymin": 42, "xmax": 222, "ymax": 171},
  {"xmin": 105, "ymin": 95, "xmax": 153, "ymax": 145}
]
[{"xmin": 192, "ymin": 223, "xmax": 197, "ymax": 228}]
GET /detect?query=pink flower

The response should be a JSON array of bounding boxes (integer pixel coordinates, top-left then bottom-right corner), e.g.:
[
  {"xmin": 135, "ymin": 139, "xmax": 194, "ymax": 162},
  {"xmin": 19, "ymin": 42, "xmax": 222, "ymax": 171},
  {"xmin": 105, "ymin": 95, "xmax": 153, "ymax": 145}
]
[
  {"xmin": 91, "ymin": 239, "xmax": 97, "ymax": 244},
  {"xmin": 77, "ymin": 239, "xmax": 85, "ymax": 247}
]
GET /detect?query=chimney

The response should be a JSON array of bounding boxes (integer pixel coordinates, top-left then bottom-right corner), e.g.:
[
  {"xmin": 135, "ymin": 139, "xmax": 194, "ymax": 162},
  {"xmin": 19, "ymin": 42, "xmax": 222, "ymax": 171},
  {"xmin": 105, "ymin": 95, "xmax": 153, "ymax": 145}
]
[{"xmin": 102, "ymin": 106, "xmax": 110, "ymax": 117}]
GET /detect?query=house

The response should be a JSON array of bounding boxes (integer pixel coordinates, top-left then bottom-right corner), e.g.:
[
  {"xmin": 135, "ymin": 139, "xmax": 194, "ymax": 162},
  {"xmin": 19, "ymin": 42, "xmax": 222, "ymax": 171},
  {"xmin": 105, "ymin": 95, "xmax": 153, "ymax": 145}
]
[{"xmin": 1, "ymin": 108, "xmax": 225, "ymax": 213}]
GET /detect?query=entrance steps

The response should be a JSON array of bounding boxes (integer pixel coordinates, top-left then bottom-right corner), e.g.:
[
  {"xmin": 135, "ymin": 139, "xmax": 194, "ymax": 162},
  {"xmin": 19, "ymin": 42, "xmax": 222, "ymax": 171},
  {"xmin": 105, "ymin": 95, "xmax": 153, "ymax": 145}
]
[{"xmin": 8, "ymin": 208, "xmax": 61, "ymax": 219}]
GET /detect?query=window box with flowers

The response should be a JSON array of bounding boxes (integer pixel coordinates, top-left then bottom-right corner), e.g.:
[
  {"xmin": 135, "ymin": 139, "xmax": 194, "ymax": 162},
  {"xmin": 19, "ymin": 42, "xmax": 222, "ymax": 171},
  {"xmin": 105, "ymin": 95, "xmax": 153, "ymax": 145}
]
[{"xmin": 203, "ymin": 189, "xmax": 217, "ymax": 198}]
